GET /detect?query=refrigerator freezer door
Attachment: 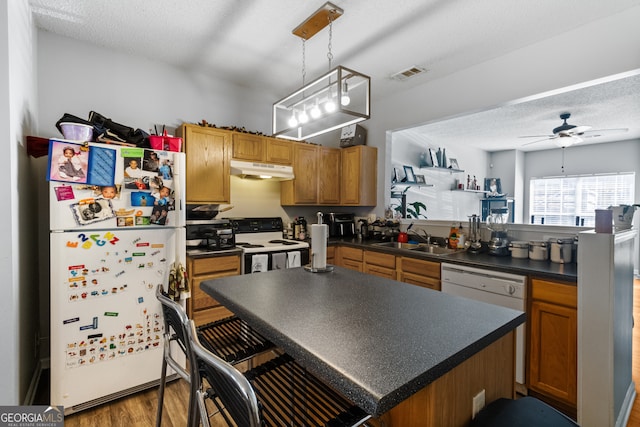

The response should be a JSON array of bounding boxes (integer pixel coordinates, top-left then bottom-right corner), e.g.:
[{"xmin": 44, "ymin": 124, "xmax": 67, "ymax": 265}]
[
  {"xmin": 50, "ymin": 227, "xmax": 185, "ymax": 411},
  {"xmin": 49, "ymin": 142, "xmax": 185, "ymax": 231}
]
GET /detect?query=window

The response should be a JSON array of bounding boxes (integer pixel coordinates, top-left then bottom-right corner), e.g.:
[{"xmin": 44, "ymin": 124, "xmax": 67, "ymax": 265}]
[{"xmin": 529, "ymin": 173, "xmax": 635, "ymax": 226}]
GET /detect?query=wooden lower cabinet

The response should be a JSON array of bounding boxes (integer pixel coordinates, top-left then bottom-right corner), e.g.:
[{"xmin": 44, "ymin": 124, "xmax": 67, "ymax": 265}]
[
  {"xmin": 326, "ymin": 246, "xmax": 336, "ymax": 265},
  {"xmin": 398, "ymin": 257, "xmax": 441, "ymax": 291},
  {"xmin": 527, "ymin": 278, "xmax": 577, "ymax": 417},
  {"xmin": 336, "ymin": 246, "xmax": 363, "ymax": 272},
  {"xmin": 187, "ymin": 255, "xmax": 241, "ymax": 326},
  {"xmin": 364, "ymin": 250, "xmax": 396, "ymax": 280}
]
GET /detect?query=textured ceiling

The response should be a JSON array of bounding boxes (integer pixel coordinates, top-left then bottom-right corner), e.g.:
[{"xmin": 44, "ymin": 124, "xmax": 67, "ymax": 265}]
[{"xmin": 29, "ymin": 0, "xmax": 640, "ymax": 151}]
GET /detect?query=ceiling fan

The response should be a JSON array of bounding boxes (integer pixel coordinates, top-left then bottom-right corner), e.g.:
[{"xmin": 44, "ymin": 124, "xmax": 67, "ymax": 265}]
[{"xmin": 520, "ymin": 112, "xmax": 628, "ymax": 148}]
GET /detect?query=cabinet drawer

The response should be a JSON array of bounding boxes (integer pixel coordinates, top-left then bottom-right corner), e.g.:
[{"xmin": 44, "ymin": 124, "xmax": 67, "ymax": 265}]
[
  {"xmin": 400, "ymin": 257, "xmax": 440, "ymax": 279},
  {"xmin": 189, "ymin": 255, "xmax": 240, "ymax": 276},
  {"xmin": 364, "ymin": 250, "xmax": 396, "ymax": 269},
  {"xmin": 340, "ymin": 246, "xmax": 363, "ymax": 262},
  {"xmin": 342, "ymin": 259, "xmax": 363, "ymax": 272},
  {"xmin": 365, "ymin": 264, "xmax": 396, "ymax": 280},
  {"xmin": 531, "ymin": 278, "xmax": 577, "ymax": 308},
  {"xmin": 400, "ymin": 272, "xmax": 441, "ymax": 291}
]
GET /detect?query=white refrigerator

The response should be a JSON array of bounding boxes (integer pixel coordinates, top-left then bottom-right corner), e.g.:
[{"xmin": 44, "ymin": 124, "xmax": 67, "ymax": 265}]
[{"xmin": 48, "ymin": 140, "xmax": 186, "ymax": 413}]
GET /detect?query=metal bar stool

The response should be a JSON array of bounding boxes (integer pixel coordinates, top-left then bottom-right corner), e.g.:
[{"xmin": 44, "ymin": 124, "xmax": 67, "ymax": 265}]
[
  {"xmin": 155, "ymin": 285, "xmax": 274, "ymax": 427},
  {"xmin": 188, "ymin": 320, "xmax": 372, "ymax": 427}
]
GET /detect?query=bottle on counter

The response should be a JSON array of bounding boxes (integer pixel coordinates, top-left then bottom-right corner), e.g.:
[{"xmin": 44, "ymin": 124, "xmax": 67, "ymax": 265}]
[
  {"xmin": 457, "ymin": 222, "xmax": 465, "ymax": 247},
  {"xmin": 448, "ymin": 223, "xmax": 459, "ymax": 249},
  {"xmin": 298, "ymin": 217, "xmax": 307, "ymax": 240}
]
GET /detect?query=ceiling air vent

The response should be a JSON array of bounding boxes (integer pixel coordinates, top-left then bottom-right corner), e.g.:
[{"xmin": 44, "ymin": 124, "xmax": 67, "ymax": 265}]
[{"xmin": 390, "ymin": 66, "xmax": 427, "ymax": 81}]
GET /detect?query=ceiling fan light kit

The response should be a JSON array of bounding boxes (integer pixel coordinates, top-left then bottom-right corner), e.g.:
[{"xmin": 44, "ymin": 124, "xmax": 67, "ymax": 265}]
[{"xmin": 273, "ymin": 2, "xmax": 370, "ymax": 141}]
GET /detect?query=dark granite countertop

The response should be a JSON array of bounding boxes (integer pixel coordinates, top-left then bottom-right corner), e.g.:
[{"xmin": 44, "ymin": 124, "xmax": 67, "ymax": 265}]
[
  {"xmin": 331, "ymin": 238, "xmax": 578, "ymax": 282},
  {"xmin": 201, "ymin": 267, "xmax": 525, "ymax": 416}
]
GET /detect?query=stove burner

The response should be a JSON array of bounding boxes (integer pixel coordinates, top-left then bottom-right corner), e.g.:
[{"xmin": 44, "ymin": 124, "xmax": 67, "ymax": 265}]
[
  {"xmin": 268, "ymin": 239, "xmax": 299, "ymax": 245},
  {"xmin": 236, "ymin": 243, "xmax": 265, "ymax": 248}
]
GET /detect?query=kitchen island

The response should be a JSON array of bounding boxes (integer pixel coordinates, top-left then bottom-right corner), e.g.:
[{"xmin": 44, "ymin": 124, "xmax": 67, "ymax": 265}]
[{"xmin": 201, "ymin": 266, "xmax": 525, "ymax": 426}]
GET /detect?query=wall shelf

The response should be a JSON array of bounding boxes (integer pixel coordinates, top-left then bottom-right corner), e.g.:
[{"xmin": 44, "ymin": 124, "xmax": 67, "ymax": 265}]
[
  {"xmin": 452, "ymin": 189, "xmax": 488, "ymax": 194},
  {"xmin": 422, "ymin": 166, "xmax": 464, "ymax": 174}
]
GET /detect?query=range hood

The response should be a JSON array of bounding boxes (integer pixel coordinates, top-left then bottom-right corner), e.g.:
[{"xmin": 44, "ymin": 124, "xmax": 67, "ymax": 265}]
[{"xmin": 230, "ymin": 160, "xmax": 295, "ymax": 180}]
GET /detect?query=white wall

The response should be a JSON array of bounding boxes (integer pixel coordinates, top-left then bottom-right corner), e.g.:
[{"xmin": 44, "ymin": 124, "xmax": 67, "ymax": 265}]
[{"xmin": 1, "ymin": 0, "xmax": 39, "ymax": 405}]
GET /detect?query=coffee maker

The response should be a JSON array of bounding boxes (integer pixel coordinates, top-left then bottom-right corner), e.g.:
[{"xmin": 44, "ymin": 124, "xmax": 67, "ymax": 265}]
[{"xmin": 487, "ymin": 207, "xmax": 510, "ymax": 256}]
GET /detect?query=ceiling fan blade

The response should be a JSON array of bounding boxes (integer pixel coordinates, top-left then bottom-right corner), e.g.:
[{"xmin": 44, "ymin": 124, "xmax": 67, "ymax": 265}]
[
  {"xmin": 518, "ymin": 134, "xmax": 554, "ymax": 139},
  {"xmin": 581, "ymin": 128, "xmax": 629, "ymax": 138},
  {"xmin": 522, "ymin": 137, "xmax": 555, "ymax": 146}
]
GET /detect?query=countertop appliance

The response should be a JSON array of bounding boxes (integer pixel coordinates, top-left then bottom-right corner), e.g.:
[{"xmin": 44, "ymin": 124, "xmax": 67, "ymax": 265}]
[
  {"xmin": 227, "ymin": 217, "xmax": 310, "ymax": 274},
  {"xmin": 186, "ymin": 219, "xmax": 235, "ymax": 255},
  {"xmin": 323, "ymin": 212, "xmax": 356, "ymax": 237},
  {"xmin": 441, "ymin": 263, "xmax": 526, "ymax": 388},
  {"xmin": 48, "ymin": 141, "xmax": 186, "ymax": 413},
  {"xmin": 487, "ymin": 207, "xmax": 510, "ymax": 256}
]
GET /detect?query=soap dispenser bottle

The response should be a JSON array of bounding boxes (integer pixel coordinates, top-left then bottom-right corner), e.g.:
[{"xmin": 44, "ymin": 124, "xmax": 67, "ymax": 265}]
[{"xmin": 448, "ymin": 223, "xmax": 459, "ymax": 249}]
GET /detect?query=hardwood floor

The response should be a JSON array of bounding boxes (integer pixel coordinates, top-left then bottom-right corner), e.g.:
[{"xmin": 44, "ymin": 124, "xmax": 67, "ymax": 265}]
[
  {"xmin": 43, "ymin": 280, "xmax": 640, "ymax": 426},
  {"xmin": 628, "ymin": 279, "xmax": 640, "ymax": 426}
]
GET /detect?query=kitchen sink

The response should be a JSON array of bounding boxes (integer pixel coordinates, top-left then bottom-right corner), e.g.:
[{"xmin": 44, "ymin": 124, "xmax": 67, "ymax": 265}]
[
  {"xmin": 410, "ymin": 245, "xmax": 461, "ymax": 256},
  {"xmin": 372, "ymin": 241, "xmax": 462, "ymax": 256},
  {"xmin": 373, "ymin": 242, "xmax": 420, "ymax": 250}
]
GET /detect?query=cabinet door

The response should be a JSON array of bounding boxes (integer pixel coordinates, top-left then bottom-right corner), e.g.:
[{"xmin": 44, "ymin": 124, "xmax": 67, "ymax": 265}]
[
  {"xmin": 179, "ymin": 125, "xmax": 230, "ymax": 203},
  {"xmin": 266, "ymin": 138, "xmax": 293, "ymax": 165},
  {"xmin": 232, "ymin": 133, "xmax": 265, "ymax": 162},
  {"xmin": 318, "ymin": 147, "xmax": 341, "ymax": 205},
  {"xmin": 281, "ymin": 143, "xmax": 318, "ymax": 205},
  {"xmin": 528, "ymin": 278, "xmax": 577, "ymax": 409},
  {"xmin": 528, "ymin": 300, "xmax": 577, "ymax": 406},
  {"xmin": 341, "ymin": 145, "xmax": 377, "ymax": 206}
]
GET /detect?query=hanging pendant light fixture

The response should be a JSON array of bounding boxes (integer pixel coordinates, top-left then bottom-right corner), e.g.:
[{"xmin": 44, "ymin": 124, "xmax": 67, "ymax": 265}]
[{"xmin": 272, "ymin": 2, "xmax": 370, "ymax": 141}]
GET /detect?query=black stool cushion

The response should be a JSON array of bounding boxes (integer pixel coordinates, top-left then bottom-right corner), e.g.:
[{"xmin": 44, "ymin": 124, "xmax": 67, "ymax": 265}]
[{"xmin": 472, "ymin": 397, "xmax": 578, "ymax": 426}]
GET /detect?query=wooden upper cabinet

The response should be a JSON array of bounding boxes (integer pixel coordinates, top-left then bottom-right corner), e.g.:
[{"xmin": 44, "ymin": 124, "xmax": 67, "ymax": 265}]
[
  {"xmin": 341, "ymin": 145, "xmax": 377, "ymax": 206},
  {"xmin": 281, "ymin": 143, "xmax": 318, "ymax": 205},
  {"xmin": 266, "ymin": 138, "xmax": 293, "ymax": 165},
  {"xmin": 232, "ymin": 134, "xmax": 293, "ymax": 165},
  {"xmin": 177, "ymin": 124, "xmax": 230, "ymax": 204},
  {"xmin": 232, "ymin": 133, "xmax": 265, "ymax": 162},
  {"xmin": 318, "ymin": 147, "xmax": 341, "ymax": 205}
]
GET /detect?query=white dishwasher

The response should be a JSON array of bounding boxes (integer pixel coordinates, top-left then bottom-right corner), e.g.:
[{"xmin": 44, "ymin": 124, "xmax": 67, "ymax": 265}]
[{"xmin": 441, "ymin": 263, "xmax": 527, "ymax": 386}]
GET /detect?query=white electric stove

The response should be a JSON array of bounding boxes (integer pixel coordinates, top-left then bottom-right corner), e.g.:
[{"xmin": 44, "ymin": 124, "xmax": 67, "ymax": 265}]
[{"xmin": 228, "ymin": 217, "xmax": 310, "ymax": 274}]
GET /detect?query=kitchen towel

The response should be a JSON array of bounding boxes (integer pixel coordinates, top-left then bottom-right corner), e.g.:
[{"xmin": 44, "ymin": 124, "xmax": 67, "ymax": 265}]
[
  {"xmin": 310, "ymin": 224, "xmax": 328, "ymax": 270},
  {"xmin": 286, "ymin": 251, "xmax": 301, "ymax": 268},
  {"xmin": 271, "ymin": 253, "xmax": 287, "ymax": 270},
  {"xmin": 251, "ymin": 254, "xmax": 268, "ymax": 273}
]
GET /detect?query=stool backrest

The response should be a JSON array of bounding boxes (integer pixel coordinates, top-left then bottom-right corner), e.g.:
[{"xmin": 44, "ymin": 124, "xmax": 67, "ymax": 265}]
[{"xmin": 156, "ymin": 285, "xmax": 194, "ymax": 380}]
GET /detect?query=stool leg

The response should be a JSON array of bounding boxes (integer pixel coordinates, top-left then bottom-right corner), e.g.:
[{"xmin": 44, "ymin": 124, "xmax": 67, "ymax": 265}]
[{"xmin": 155, "ymin": 356, "xmax": 168, "ymax": 427}]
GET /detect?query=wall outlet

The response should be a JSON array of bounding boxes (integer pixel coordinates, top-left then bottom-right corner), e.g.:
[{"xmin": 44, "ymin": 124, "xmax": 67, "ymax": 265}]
[{"xmin": 472, "ymin": 389, "xmax": 486, "ymax": 419}]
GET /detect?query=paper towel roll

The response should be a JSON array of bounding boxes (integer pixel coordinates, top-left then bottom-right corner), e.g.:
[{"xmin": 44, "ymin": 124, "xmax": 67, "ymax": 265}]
[{"xmin": 311, "ymin": 224, "xmax": 328, "ymax": 269}]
